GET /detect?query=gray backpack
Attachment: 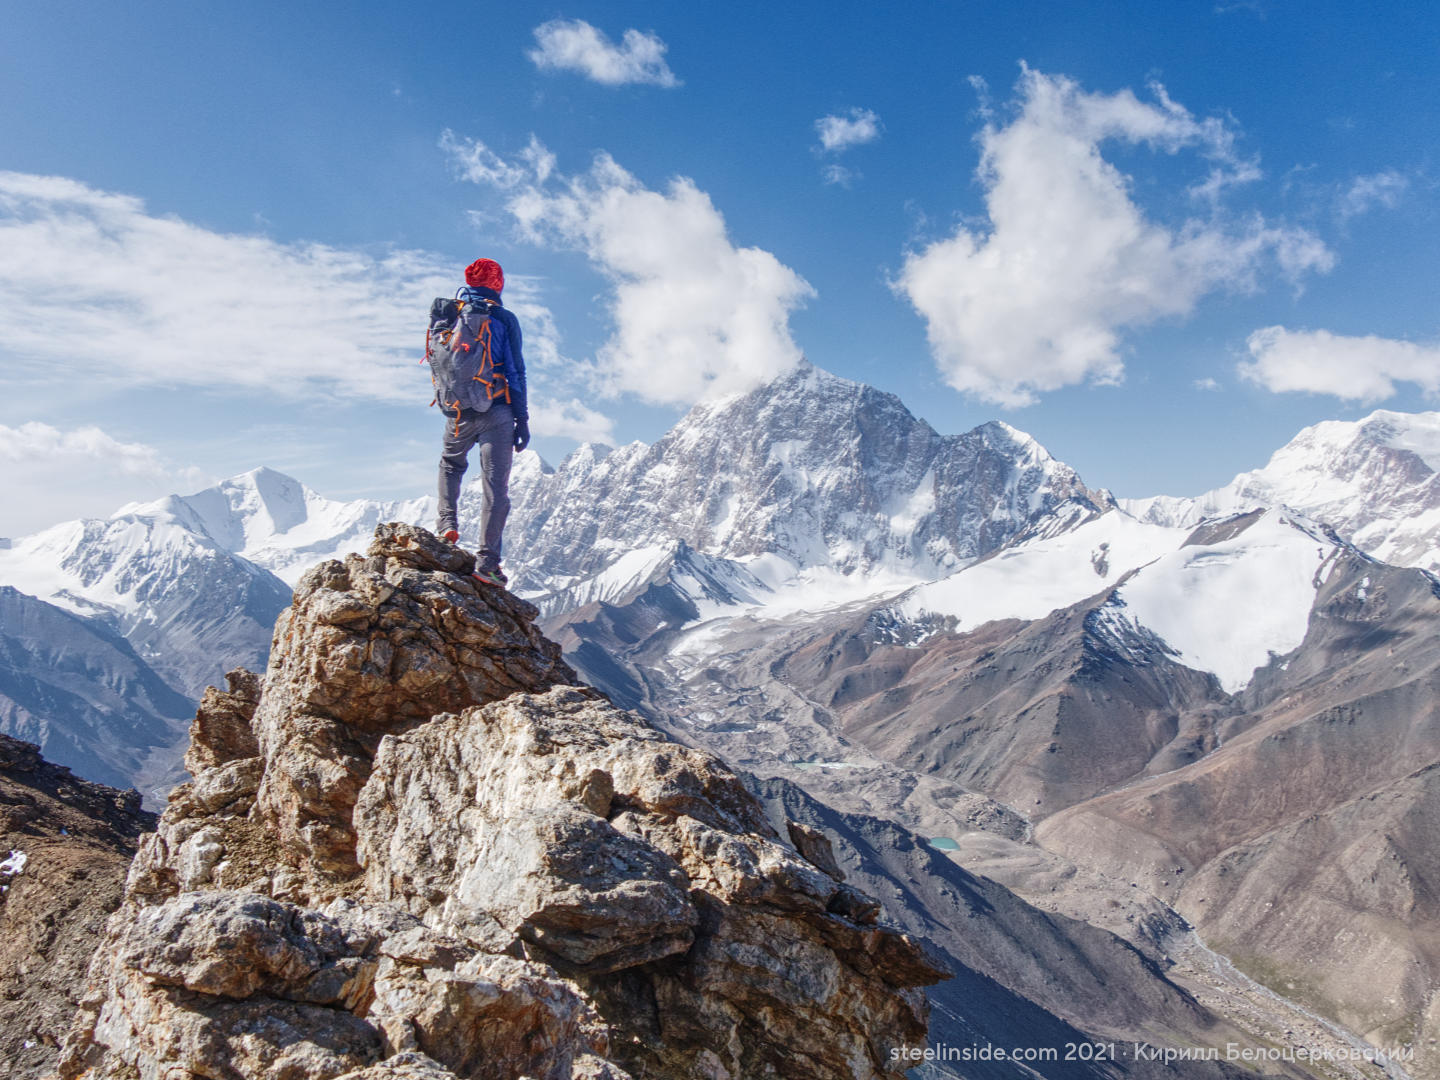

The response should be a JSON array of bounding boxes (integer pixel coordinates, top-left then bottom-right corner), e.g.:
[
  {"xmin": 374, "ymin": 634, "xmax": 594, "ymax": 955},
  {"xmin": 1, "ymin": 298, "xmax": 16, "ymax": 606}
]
[{"xmin": 425, "ymin": 295, "xmax": 511, "ymax": 425}]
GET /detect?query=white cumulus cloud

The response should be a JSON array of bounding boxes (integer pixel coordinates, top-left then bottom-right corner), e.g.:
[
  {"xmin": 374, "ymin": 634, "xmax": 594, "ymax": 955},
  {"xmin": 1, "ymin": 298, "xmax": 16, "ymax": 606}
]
[
  {"xmin": 816, "ymin": 108, "xmax": 882, "ymax": 153},
  {"xmin": 445, "ymin": 136, "xmax": 815, "ymax": 407},
  {"xmin": 0, "ymin": 422, "xmax": 209, "ymax": 535},
  {"xmin": 893, "ymin": 67, "xmax": 1334, "ymax": 407},
  {"xmin": 529, "ymin": 399, "xmax": 616, "ymax": 445},
  {"xmin": 1239, "ymin": 326, "xmax": 1440, "ymax": 402},
  {"xmin": 528, "ymin": 19, "xmax": 680, "ymax": 88}
]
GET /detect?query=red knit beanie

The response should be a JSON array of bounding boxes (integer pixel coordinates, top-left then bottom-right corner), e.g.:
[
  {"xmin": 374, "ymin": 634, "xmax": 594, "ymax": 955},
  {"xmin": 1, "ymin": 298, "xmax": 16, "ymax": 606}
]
[{"xmin": 464, "ymin": 258, "xmax": 504, "ymax": 292}]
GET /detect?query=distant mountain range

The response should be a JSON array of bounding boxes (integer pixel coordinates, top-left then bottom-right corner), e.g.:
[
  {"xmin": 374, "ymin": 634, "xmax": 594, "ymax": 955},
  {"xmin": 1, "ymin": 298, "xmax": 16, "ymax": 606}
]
[{"xmin": 1, "ymin": 362, "xmax": 1438, "ymax": 1066}]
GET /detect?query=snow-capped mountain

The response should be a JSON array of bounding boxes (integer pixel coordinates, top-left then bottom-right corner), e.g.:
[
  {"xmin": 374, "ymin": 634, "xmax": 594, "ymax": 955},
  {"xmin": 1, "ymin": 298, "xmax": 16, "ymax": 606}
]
[
  {"xmin": 505, "ymin": 360, "xmax": 1114, "ymax": 597},
  {"xmin": 1123, "ymin": 408, "xmax": 1440, "ymax": 573},
  {"xmin": 90, "ymin": 362, "xmax": 1115, "ymax": 605},
  {"xmin": 901, "ymin": 506, "xmax": 1347, "ymax": 693},
  {"xmin": 0, "ymin": 503, "xmax": 290, "ymax": 699},
  {"xmin": 118, "ymin": 467, "xmax": 431, "ymax": 587}
]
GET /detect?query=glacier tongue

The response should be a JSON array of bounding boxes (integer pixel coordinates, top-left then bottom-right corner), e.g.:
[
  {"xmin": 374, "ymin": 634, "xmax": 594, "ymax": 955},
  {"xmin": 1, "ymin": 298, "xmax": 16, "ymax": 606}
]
[{"xmin": 1106, "ymin": 509, "xmax": 1343, "ymax": 692}]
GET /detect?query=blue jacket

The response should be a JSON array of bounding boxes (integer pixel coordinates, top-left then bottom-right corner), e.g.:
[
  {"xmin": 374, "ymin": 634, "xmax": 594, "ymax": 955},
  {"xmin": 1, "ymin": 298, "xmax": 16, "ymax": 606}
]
[{"xmin": 458, "ymin": 285, "xmax": 529, "ymax": 422}]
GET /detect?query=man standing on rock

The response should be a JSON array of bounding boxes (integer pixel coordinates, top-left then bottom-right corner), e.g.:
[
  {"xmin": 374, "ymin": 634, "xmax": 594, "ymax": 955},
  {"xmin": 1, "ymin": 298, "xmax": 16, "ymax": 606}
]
[{"xmin": 428, "ymin": 257, "xmax": 530, "ymax": 587}]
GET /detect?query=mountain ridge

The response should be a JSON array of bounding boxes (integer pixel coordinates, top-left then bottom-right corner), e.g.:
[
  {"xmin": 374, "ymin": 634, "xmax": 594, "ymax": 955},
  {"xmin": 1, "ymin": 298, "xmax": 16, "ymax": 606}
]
[{"xmin": 1123, "ymin": 408, "xmax": 1440, "ymax": 573}]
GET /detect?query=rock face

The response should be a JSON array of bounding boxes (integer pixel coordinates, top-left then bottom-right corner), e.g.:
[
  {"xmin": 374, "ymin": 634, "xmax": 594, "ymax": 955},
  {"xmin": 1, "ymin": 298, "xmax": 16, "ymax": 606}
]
[
  {"xmin": 0, "ymin": 733, "xmax": 155, "ymax": 1079},
  {"xmin": 60, "ymin": 523, "xmax": 943, "ymax": 1080}
]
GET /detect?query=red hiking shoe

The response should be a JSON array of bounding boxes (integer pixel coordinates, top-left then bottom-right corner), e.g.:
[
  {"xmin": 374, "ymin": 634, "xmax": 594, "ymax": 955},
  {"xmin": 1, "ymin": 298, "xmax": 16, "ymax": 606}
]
[
  {"xmin": 473, "ymin": 560, "xmax": 508, "ymax": 588},
  {"xmin": 442, "ymin": 529, "xmax": 460, "ymax": 544}
]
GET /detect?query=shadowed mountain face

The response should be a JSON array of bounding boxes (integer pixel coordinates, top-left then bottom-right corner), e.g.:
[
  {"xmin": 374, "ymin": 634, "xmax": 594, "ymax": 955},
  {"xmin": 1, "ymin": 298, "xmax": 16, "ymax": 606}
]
[
  {"xmin": 0, "ymin": 587, "xmax": 192, "ymax": 794},
  {"xmin": 744, "ymin": 775, "xmax": 1272, "ymax": 1080}
]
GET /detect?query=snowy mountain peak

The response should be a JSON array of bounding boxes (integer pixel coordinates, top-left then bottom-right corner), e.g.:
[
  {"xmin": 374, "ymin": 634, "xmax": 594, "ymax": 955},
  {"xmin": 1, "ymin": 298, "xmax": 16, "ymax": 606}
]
[
  {"xmin": 179, "ymin": 467, "xmax": 319, "ymax": 552},
  {"xmin": 977, "ymin": 419, "xmax": 1045, "ymax": 456},
  {"xmin": 1288, "ymin": 408, "xmax": 1440, "ymax": 471},
  {"xmin": 504, "ymin": 361, "xmax": 1110, "ymax": 591},
  {"xmin": 1123, "ymin": 407, "xmax": 1440, "ymax": 573}
]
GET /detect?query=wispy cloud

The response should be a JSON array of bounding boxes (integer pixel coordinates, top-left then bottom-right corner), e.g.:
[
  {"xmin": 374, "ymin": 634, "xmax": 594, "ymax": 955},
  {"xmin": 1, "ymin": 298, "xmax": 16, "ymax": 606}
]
[
  {"xmin": 1338, "ymin": 169, "xmax": 1408, "ymax": 219},
  {"xmin": 892, "ymin": 66, "xmax": 1333, "ymax": 407},
  {"xmin": 1214, "ymin": 0, "xmax": 1266, "ymax": 17},
  {"xmin": 443, "ymin": 135, "xmax": 814, "ymax": 407},
  {"xmin": 528, "ymin": 19, "xmax": 680, "ymax": 88},
  {"xmin": 0, "ymin": 170, "xmax": 608, "ymax": 454},
  {"xmin": 815, "ymin": 108, "xmax": 882, "ymax": 153},
  {"xmin": 1193, "ymin": 376, "xmax": 1222, "ymax": 391},
  {"xmin": 0, "ymin": 421, "xmax": 208, "ymax": 535},
  {"xmin": 0, "ymin": 172, "xmax": 457, "ymax": 403},
  {"xmin": 1240, "ymin": 326, "xmax": 1440, "ymax": 401}
]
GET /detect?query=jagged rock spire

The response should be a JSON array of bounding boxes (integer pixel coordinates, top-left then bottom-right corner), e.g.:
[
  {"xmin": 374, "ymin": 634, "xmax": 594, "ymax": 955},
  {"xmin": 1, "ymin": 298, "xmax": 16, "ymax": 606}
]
[{"xmin": 60, "ymin": 523, "xmax": 944, "ymax": 1080}]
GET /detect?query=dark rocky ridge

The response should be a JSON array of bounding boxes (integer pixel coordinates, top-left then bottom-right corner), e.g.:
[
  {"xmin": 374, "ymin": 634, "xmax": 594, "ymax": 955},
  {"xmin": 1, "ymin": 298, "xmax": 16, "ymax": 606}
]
[
  {"xmin": 0, "ymin": 586, "xmax": 193, "ymax": 794},
  {"xmin": 0, "ymin": 733, "xmax": 155, "ymax": 1078}
]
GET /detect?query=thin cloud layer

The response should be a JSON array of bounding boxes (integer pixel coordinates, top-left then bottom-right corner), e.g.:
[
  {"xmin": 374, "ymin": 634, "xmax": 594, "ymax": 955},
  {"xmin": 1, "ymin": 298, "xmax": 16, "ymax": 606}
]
[
  {"xmin": 0, "ymin": 171, "xmax": 600, "ymax": 446},
  {"xmin": 0, "ymin": 421, "xmax": 207, "ymax": 534},
  {"xmin": 528, "ymin": 19, "xmax": 680, "ymax": 88},
  {"xmin": 1339, "ymin": 170, "xmax": 1408, "ymax": 220},
  {"xmin": 0, "ymin": 171, "xmax": 458, "ymax": 403},
  {"xmin": 1240, "ymin": 326, "xmax": 1440, "ymax": 401},
  {"xmin": 446, "ymin": 136, "xmax": 815, "ymax": 407},
  {"xmin": 893, "ymin": 67, "xmax": 1334, "ymax": 407}
]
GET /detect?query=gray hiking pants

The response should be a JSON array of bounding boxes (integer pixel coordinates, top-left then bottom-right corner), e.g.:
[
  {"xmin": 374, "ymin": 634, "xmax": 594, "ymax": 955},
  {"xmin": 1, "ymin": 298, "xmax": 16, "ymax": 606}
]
[{"xmin": 437, "ymin": 402, "xmax": 513, "ymax": 564}]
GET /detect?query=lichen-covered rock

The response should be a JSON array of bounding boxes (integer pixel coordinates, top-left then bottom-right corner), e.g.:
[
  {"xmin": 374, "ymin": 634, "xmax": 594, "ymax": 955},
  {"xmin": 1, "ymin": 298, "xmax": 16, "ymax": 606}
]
[
  {"xmin": 60, "ymin": 523, "xmax": 941, "ymax": 1080},
  {"xmin": 355, "ymin": 687, "xmax": 945, "ymax": 1078},
  {"xmin": 252, "ymin": 522, "xmax": 578, "ymax": 877},
  {"xmin": 186, "ymin": 668, "xmax": 263, "ymax": 774}
]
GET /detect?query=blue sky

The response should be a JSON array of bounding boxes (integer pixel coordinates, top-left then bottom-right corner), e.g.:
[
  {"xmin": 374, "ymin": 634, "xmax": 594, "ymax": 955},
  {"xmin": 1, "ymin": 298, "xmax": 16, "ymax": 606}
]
[{"xmin": 2, "ymin": 1, "xmax": 1438, "ymax": 534}]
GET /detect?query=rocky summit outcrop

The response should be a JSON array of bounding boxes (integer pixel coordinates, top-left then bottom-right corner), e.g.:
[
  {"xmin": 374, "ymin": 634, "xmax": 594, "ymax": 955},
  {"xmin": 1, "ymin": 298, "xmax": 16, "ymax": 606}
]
[{"xmin": 59, "ymin": 522, "xmax": 943, "ymax": 1080}]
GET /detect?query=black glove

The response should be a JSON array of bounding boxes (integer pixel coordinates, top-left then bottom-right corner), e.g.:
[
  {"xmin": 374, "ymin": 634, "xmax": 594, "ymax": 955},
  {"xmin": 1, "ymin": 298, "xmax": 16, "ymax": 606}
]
[{"xmin": 512, "ymin": 418, "xmax": 530, "ymax": 452}]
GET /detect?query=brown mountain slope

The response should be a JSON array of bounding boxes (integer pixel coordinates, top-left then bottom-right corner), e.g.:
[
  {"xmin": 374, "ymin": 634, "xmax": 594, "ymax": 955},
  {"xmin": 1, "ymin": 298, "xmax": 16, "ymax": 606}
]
[
  {"xmin": 1037, "ymin": 551, "xmax": 1440, "ymax": 1063},
  {"xmin": 0, "ymin": 734, "xmax": 155, "ymax": 1078},
  {"xmin": 776, "ymin": 592, "xmax": 1235, "ymax": 816}
]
